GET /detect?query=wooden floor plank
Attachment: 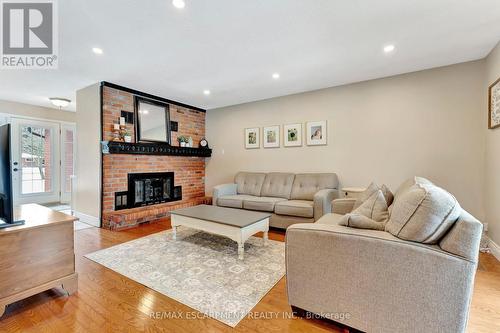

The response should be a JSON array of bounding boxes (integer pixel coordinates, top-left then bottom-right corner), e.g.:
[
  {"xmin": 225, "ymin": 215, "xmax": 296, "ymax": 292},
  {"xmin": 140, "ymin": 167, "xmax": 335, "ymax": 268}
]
[{"xmin": 0, "ymin": 218, "xmax": 498, "ymax": 332}]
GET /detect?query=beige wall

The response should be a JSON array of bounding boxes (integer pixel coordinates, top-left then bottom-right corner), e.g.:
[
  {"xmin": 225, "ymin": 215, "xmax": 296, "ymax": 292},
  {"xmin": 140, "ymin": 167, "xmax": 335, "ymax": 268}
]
[
  {"xmin": 484, "ymin": 42, "xmax": 500, "ymax": 246},
  {"xmin": 75, "ymin": 83, "xmax": 101, "ymax": 219},
  {"xmin": 0, "ymin": 99, "xmax": 76, "ymax": 122},
  {"xmin": 206, "ymin": 61, "xmax": 485, "ymax": 219}
]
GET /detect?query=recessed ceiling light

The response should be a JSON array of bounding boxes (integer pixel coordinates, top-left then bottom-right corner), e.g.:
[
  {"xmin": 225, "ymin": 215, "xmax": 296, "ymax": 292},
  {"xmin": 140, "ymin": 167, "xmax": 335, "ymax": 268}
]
[
  {"xmin": 49, "ymin": 97, "xmax": 71, "ymax": 108},
  {"xmin": 383, "ymin": 44, "xmax": 395, "ymax": 54},
  {"xmin": 92, "ymin": 47, "xmax": 103, "ymax": 55},
  {"xmin": 203, "ymin": 90, "xmax": 211, "ymax": 96},
  {"xmin": 272, "ymin": 73, "xmax": 280, "ymax": 79},
  {"xmin": 172, "ymin": 0, "xmax": 185, "ymax": 9}
]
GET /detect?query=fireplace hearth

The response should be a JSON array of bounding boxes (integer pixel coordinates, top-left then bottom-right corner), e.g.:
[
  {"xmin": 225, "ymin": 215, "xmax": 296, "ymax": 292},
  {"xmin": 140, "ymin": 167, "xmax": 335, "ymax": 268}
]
[{"xmin": 114, "ymin": 172, "xmax": 182, "ymax": 210}]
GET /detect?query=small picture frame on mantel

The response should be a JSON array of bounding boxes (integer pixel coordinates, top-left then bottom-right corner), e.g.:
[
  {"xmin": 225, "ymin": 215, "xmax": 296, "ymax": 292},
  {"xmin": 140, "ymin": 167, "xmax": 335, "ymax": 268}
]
[{"xmin": 489, "ymin": 77, "xmax": 500, "ymax": 129}]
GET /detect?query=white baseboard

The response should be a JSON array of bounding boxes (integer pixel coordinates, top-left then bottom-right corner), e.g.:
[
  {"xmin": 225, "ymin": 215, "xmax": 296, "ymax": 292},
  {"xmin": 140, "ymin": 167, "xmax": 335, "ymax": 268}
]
[
  {"xmin": 489, "ymin": 239, "xmax": 500, "ymax": 262},
  {"xmin": 73, "ymin": 211, "xmax": 100, "ymax": 227}
]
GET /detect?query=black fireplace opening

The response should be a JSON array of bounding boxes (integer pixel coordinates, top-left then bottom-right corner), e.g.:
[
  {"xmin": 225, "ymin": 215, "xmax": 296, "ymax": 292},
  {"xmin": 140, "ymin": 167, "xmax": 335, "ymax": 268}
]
[{"xmin": 114, "ymin": 172, "xmax": 182, "ymax": 210}]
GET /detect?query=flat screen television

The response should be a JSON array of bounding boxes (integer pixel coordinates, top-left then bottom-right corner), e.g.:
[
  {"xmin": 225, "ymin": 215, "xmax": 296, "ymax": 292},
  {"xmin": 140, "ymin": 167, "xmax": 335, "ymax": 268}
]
[{"xmin": 0, "ymin": 124, "xmax": 24, "ymax": 228}]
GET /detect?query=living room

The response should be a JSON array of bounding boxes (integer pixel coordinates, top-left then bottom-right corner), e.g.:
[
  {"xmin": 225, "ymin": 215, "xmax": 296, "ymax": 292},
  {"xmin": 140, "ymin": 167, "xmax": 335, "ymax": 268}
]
[{"xmin": 0, "ymin": 1, "xmax": 499, "ymax": 332}]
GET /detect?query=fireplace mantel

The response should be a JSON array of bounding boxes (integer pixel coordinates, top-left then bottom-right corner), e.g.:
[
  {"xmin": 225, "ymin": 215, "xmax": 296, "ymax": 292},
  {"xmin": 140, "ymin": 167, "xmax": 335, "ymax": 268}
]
[{"xmin": 104, "ymin": 141, "xmax": 212, "ymax": 157}]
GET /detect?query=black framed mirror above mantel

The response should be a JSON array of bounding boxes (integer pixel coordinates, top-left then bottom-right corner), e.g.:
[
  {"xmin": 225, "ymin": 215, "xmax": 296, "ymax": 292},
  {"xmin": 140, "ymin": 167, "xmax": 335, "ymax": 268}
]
[{"xmin": 135, "ymin": 96, "xmax": 172, "ymax": 144}]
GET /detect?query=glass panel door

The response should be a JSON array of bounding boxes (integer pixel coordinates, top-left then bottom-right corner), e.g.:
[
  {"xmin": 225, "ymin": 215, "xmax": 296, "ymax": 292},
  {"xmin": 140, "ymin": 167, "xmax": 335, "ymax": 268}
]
[
  {"xmin": 60, "ymin": 124, "xmax": 76, "ymax": 203},
  {"xmin": 11, "ymin": 118, "xmax": 60, "ymax": 204}
]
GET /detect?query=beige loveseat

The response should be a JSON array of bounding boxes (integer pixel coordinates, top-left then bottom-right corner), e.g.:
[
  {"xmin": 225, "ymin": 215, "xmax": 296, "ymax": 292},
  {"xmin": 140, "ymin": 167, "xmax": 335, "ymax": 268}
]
[
  {"xmin": 286, "ymin": 177, "xmax": 482, "ymax": 333},
  {"xmin": 212, "ymin": 172, "xmax": 339, "ymax": 228}
]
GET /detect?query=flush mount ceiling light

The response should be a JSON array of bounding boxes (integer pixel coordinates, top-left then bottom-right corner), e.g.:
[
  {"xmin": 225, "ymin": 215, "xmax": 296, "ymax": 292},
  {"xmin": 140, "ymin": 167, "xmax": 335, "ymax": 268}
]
[
  {"xmin": 49, "ymin": 97, "xmax": 71, "ymax": 108},
  {"xmin": 92, "ymin": 47, "xmax": 103, "ymax": 55},
  {"xmin": 272, "ymin": 73, "xmax": 280, "ymax": 79},
  {"xmin": 203, "ymin": 90, "xmax": 211, "ymax": 96},
  {"xmin": 383, "ymin": 44, "xmax": 395, "ymax": 54},
  {"xmin": 172, "ymin": 0, "xmax": 185, "ymax": 9}
]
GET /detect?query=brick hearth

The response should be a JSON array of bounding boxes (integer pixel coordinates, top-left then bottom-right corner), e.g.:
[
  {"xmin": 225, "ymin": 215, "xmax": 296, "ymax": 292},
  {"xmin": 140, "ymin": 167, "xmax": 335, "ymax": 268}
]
[{"xmin": 101, "ymin": 85, "xmax": 208, "ymax": 230}]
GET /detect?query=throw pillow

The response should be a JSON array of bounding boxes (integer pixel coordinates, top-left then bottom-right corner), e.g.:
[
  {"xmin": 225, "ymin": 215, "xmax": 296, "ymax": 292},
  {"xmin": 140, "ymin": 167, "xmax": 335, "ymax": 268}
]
[
  {"xmin": 339, "ymin": 189, "xmax": 390, "ymax": 230},
  {"xmin": 352, "ymin": 182, "xmax": 379, "ymax": 209},
  {"xmin": 339, "ymin": 214, "xmax": 386, "ymax": 231},
  {"xmin": 352, "ymin": 190, "xmax": 389, "ymax": 222},
  {"xmin": 385, "ymin": 181, "xmax": 461, "ymax": 244},
  {"xmin": 380, "ymin": 184, "xmax": 394, "ymax": 206}
]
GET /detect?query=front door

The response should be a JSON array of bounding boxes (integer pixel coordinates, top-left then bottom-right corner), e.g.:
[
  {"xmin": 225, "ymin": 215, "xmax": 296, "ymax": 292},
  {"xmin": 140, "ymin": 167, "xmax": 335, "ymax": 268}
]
[{"xmin": 11, "ymin": 118, "xmax": 61, "ymax": 204}]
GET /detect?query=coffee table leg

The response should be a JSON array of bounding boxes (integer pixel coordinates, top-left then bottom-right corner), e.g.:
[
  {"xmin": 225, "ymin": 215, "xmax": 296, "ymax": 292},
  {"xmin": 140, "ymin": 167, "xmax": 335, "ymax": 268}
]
[
  {"xmin": 172, "ymin": 226, "xmax": 177, "ymax": 240},
  {"xmin": 238, "ymin": 242, "xmax": 244, "ymax": 260},
  {"xmin": 263, "ymin": 230, "xmax": 268, "ymax": 245}
]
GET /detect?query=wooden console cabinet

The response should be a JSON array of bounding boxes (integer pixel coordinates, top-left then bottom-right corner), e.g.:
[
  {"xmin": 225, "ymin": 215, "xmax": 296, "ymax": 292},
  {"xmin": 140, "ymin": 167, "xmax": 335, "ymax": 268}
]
[{"xmin": 0, "ymin": 204, "xmax": 78, "ymax": 317}]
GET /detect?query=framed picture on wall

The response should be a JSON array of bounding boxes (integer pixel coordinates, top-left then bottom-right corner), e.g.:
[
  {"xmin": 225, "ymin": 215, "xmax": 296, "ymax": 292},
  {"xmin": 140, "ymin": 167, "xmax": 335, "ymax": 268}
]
[
  {"xmin": 489, "ymin": 77, "xmax": 500, "ymax": 129},
  {"xmin": 306, "ymin": 120, "xmax": 327, "ymax": 146},
  {"xmin": 263, "ymin": 125, "xmax": 280, "ymax": 148},
  {"xmin": 245, "ymin": 127, "xmax": 260, "ymax": 149},
  {"xmin": 283, "ymin": 123, "xmax": 302, "ymax": 147}
]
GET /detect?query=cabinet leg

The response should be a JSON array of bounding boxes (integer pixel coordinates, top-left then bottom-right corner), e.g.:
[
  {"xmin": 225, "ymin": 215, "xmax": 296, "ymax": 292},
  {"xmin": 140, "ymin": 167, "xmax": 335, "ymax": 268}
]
[{"xmin": 62, "ymin": 273, "xmax": 78, "ymax": 295}]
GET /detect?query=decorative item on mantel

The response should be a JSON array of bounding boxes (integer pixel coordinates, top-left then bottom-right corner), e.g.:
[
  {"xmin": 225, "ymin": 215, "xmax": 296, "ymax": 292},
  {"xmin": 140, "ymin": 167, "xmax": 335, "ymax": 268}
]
[
  {"xmin": 178, "ymin": 135, "xmax": 188, "ymax": 147},
  {"xmin": 112, "ymin": 116, "xmax": 130, "ymax": 142}
]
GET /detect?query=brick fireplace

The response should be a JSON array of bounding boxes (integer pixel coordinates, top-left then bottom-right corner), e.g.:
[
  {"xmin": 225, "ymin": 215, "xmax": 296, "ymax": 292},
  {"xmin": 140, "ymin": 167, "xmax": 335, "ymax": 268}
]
[{"xmin": 101, "ymin": 83, "xmax": 211, "ymax": 230}]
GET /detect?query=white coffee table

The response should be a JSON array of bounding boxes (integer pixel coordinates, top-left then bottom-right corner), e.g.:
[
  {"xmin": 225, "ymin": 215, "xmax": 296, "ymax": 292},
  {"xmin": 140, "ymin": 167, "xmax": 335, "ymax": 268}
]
[{"xmin": 170, "ymin": 205, "xmax": 270, "ymax": 260}]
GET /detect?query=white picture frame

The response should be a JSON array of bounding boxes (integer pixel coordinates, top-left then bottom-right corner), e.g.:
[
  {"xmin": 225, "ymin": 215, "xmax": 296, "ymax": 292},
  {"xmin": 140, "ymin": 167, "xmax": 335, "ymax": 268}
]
[
  {"xmin": 245, "ymin": 127, "xmax": 260, "ymax": 149},
  {"xmin": 263, "ymin": 125, "xmax": 280, "ymax": 148},
  {"xmin": 283, "ymin": 123, "xmax": 302, "ymax": 147},
  {"xmin": 306, "ymin": 120, "xmax": 327, "ymax": 146}
]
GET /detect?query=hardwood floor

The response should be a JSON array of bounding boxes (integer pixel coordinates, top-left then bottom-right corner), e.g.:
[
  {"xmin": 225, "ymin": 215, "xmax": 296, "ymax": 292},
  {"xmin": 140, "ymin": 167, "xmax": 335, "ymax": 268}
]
[{"xmin": 0, "ymin": 219, "xmax": 499, "ymax": 333}]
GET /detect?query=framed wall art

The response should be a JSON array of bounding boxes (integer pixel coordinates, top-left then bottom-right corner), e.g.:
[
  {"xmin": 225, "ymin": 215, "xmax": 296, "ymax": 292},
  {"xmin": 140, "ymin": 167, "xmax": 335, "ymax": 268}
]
[
  {"xmin": 283, "ymin": 123, "xmax": 302, "ymax": 147},
  {"xmin": 489, "ymin": 77, "xmax": 500, "ymax": 129},
  {"xmin": 245, "ymin": 127, "xmax": 260, "ymax": 149},
  {"xmin": 306, "ymin": 120, "xmax": 327, "ymax": 146},
  {"xmin": 263, "ymin": 125, "xmax": 280, "ymax": 148}
]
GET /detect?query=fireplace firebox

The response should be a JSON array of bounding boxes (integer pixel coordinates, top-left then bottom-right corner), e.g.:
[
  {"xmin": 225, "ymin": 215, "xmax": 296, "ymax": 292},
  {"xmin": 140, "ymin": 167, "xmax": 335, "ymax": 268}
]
[{"xmin": 114, "ymin": 172, "xmax": 182, "ymax": 210}]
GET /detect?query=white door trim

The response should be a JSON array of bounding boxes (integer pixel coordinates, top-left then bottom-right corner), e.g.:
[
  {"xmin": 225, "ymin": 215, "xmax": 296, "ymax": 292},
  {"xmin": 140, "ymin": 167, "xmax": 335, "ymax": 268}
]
[{"xmin": 11, "ymin": 117, "xmax": 61, "ymax": 205}]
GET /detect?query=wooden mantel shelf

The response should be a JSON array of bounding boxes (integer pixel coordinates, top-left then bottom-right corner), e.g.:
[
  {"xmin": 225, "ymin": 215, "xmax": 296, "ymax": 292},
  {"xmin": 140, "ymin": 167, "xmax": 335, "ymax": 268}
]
[{"xmin": 104, "ymin": 141, "xmax": 212, "ymax": 157}]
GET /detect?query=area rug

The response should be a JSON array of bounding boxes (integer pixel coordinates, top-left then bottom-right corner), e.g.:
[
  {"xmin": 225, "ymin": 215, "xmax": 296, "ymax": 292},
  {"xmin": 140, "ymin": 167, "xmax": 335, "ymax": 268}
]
[{"xmin": 84, "ymin": 228, "xmax": 285, "ymax": 327}]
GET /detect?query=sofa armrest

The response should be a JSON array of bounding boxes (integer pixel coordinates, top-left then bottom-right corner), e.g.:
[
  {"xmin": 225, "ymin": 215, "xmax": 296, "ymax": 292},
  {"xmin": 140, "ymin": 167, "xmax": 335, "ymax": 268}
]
[
  {"xmin": 285, "ymin": 223, "xmax": 477, "ymax": 333},
  {"xmin": 313, "ymin": 189, "xmax": 339, "ymax": 220},
  {"xmin": 212, "ymin": 183, "xmax": 237, "ymax": 206},
  {"xmin": 331, "ymin": 198, "xmax": 356, "ymax": 215}
]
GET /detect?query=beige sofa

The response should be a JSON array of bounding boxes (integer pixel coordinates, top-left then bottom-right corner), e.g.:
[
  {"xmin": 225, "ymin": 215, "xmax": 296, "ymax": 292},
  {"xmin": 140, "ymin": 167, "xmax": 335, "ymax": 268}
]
[
  {"xmin": 286, "ymin": 178, "xmax": 482, "ymax": 333},
  {"xmin": 212, "ymin": 172, "xmax": 339, "ymax": 228}
]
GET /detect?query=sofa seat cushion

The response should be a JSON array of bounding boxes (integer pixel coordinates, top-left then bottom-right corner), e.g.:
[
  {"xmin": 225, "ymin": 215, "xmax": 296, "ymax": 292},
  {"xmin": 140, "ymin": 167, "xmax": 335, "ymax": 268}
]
[
  {"xmin": 217, "ymin": 194, "xmax": 258, "ymax": 209},
  {"xmin": 275, "ymin": 200, "xmax": 314, "ymax": 218},
  {"xmin": 243, "ymin": 196, "xmax": 287, "ymax": 212}
]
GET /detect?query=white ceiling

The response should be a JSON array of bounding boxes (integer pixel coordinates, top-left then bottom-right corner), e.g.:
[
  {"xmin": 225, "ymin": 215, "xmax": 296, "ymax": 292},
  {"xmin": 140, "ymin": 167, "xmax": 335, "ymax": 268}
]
[{"xmin": 0, "ymin": 0, "xmax": 499, "ymax": 112}]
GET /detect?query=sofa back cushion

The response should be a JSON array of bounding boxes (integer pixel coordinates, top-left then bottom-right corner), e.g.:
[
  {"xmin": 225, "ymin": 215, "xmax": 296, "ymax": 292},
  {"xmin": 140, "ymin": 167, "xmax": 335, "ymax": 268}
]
[
  {"xmin": 260, "ymin": 173, "xmax": 295, "ymax": 199},
  {"xmin": 234, "ymin": 172, "xmax": 266, "ymax": 196},
  {"xmin": 385, "ymin": 177, "xmax": 461, "ymax": 244},
  {"xmin": 290, "ymin": 173, "xmax": 338, "ymax": 200}
]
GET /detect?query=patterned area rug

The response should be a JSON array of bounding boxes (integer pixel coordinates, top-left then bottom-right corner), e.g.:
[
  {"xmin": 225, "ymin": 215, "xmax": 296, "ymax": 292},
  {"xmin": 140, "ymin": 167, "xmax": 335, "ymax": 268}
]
[{"xmin": 85, "ymin": 228, "xmax": 285, "ymax": 327}]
